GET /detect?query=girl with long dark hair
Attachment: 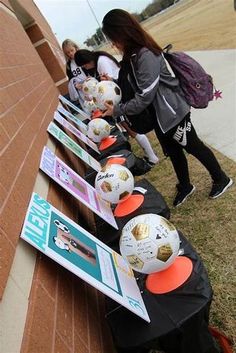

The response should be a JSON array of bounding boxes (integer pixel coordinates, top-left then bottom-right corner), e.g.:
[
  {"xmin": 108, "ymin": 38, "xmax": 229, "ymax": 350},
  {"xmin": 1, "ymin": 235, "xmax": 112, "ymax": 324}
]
[
  {"xmin": 102, "ymin": 9, "xmax": 233, "ymax": 207},
  {"xmin": 74, "ymin": 49, "xmax": 120, "ymax": 80}
]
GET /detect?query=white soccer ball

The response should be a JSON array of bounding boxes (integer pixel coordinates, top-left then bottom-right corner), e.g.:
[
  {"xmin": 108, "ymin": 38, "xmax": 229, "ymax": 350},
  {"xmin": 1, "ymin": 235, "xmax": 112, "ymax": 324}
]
[
  {"xmin": 95, "ymin": 164, "xmax": 134, "ymax": 204},
  {"xmin": 120, "ymin": 214, "xmax": 180, "ymax": 274},
  {"xmin": 93, "ymin": 81, "xmax": 122, "ymax": 111},
  {"xmin": 83, "ymin": 99, "xmax": 98, "ymax": 114},
  {"xmin": 87, "ymin": 118, "xmax": 111, "ymax": 143},
  {"xmin": 82, "ymin": 77, "xmax": 98, "ymax": 99}
]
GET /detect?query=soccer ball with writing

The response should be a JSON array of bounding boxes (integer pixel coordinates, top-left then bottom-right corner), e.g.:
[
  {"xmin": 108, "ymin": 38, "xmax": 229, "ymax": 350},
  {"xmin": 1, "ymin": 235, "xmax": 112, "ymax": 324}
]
[
  {"xmin": 82, "ymin": 77, "xmax": 98, "ymax": 100},
  {"xmin": 87, "ymin": 118, "xmax": 111, "ymax": 143},
  {"xmin": 83, "ymin": 99, "xmax": 98, "ymax": 114},
  {"xmin": 120, "ymin": 214, "xmax": 180, "ymax": 274},
  {"xmin": 95, "ymin": 164, "xmax": 134, "ymax": 204},
  {"xmin": 93, "ymin": 81, "xmax": 122, "ymax": 111}
]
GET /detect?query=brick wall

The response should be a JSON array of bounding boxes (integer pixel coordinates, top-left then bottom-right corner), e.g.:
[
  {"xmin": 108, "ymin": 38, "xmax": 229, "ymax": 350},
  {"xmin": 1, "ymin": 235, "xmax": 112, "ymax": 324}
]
[
  {"xmin": 20, "ymin": 188, "xmax": 114, "ymax": 353},
  {"xmin": 35, "ymin": 41, "xmax": 66, "ymax": 82},
  {"xmin": 0, "ymin": 2, "xmax": 114, "ymax": 352},
  {"xmin": 7, "ymin": 0, "xmax": 69, "ymax": 93},
  {"xmin": 0, "ymin": 6, "xmax": 59, "ymax": 296}
]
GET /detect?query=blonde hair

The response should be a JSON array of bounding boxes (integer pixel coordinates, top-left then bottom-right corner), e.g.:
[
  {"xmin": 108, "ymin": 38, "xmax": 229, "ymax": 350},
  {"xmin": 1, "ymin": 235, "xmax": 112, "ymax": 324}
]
[{"xmin": 62, "ymin": 39, "xmax": 80, "ymax": 60}]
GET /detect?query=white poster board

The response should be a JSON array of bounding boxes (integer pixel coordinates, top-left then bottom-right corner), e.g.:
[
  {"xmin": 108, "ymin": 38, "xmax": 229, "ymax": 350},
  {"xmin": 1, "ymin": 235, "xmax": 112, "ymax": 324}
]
[
  {"xmin": 54, "ymin": 111, "xmax": 100, "ymax": 154},
  {"xmin": 58, "ymin": 94, "xmax": 90, "ymax": 120},
  {"xmin": 57, "ymin": 105, "xmax": 88, "ymax": 136},
  {"xmin": 47, "ymin": 121, "xmax": 101, "ymax": 172},
  {"xmin": 39, "ymin": 146, "xmax": 117, "ymax": 229},
  {"xmin": 21, "ymin": 193, "xmax": 150, "ymax": 322}
]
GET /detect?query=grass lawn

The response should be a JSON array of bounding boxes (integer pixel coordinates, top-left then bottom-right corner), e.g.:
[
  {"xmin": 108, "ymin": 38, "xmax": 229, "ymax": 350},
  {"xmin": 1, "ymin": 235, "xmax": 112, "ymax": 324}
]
[{"xmin": 131, "ymin": 133, "xmax": 236, "ymax": 349}]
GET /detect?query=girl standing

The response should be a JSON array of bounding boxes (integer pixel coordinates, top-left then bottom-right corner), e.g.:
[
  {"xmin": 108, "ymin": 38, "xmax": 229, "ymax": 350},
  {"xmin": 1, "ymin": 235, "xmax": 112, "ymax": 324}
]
[
  {"xmin": 62, "ymin": 39, "xmax": 87, "ymax": 106},
  {"xmin": 101, "ymin": 9, "xmax": 233, "ymax": 207}
]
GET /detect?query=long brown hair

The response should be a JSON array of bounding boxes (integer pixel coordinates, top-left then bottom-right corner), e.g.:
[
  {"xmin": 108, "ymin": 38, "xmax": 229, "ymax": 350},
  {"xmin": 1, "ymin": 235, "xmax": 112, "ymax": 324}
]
[{"xmin": 102, "ymin": 9, "xmax": 162, "ymax": 59}]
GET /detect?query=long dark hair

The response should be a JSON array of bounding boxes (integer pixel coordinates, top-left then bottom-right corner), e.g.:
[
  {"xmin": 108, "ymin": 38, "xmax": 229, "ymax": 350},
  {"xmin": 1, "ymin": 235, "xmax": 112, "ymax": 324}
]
[
  {"xmin": 102, "ymin": 9, "xmax": 162, "ymax": 59},
  {"xmin": 74, "ymin": 49, "xmax": 119, "ymax": 68}
]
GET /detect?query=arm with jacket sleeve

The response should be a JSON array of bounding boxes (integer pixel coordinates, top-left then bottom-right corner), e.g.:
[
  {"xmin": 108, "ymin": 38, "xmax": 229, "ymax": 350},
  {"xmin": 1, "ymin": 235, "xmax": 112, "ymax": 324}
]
[{"xmin": 113, "ymin": 49, "xmax": 161, "ymax": 117}]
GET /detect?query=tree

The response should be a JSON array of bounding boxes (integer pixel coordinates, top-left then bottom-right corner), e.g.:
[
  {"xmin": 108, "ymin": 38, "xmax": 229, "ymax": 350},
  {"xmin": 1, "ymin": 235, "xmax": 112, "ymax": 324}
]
[{"xmin": 84, "ymin": 27, "xmax": 106, "ymax": 48}]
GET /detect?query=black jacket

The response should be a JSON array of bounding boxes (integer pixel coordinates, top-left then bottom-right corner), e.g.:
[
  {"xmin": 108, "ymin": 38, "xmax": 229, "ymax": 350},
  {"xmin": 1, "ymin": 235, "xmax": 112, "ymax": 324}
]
[{"xmin": 66, "ymin": 60, "xmax": 74, "ymax": 80}]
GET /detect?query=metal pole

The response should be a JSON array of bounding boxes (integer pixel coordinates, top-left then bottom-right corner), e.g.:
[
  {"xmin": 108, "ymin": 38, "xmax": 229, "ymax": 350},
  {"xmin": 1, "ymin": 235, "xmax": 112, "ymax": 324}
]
[{"xmin": 86, "ymin": 0, "xmax": 107, "ymax": 43}]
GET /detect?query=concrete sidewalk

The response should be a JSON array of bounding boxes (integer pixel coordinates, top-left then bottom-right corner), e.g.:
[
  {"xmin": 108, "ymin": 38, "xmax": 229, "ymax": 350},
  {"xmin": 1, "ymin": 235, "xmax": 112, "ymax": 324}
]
[{"xmin": 189, "ymin": 49, "xmax": 236, "ymax": 162}]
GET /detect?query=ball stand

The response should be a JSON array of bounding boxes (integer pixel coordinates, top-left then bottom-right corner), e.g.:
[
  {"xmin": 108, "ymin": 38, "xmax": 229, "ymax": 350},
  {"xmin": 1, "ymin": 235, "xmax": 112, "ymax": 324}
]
[
  {"xmin": 114, "ymin": 194, "xmax": 144, "ymax": 217},
  {"xmin": 106, "ymin": 157, "xmax": 126, "ymax": 166},
  {"xmin": 99, "ymin": 136, "xmax": 117, "ymax": 151},
  {"xmin": 145, "ymin": 256, "xmax": 193, "ymax": 294},
  {"xmin": 91, "ymin": 109, "xmax": 103, "ymax": 119}
]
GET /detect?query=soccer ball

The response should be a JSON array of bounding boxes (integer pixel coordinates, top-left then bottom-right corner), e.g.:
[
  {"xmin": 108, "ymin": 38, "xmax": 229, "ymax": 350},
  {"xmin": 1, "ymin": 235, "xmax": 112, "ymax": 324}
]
[
  {"xmin": 83, "ymin": 99, "xmax": 98, "ymax": 114},
  {"xmin": 120, "ymin": 214, "xmax": 180, "ymax": 274},
  {"xmin": 87, "ymin": 118, "xmax": 111, "ymax": 143},
  {"xmin": 82, "ymin": 77, "xmax": 98, "ymax": 99},
  {"xmin": 93, "ymin": 81, "xmax": 122, "ymax": 111},
  {"xmin": 95, "ymin": 164, "xmax": 134, "ymax": 204}
]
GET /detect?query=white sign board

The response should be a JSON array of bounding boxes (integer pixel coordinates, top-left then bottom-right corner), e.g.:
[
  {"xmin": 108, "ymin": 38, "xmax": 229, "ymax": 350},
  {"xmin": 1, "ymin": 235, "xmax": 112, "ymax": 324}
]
[
  {"xmin": 47, "ymin": 122, "xmax": 101, "ymax": 172},
  {"xmin": 21, "ymin": 193, "xmax": 150, "ymax": 322},
  {"xmin": 57, "ymin": 105, "xmax": 88, "ymax": 136},
  {"xmin": 54, "ymin": 111, "xmax": 100, "ymax": 154},
  {"xmin": 58, "ymin": 94, "xmax": 90, "ymax": 120}
]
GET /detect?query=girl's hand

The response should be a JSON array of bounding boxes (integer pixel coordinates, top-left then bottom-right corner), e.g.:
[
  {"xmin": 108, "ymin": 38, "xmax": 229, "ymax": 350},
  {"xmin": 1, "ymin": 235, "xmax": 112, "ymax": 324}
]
[
  {"xmin": 100, "ymin": 73, "xmax": 113, "ymax": 81},
  {"xmin": 102, "ymin": 102, "xmax": 114, "ymax": 117},
  {"xmin": 75, "ymin": 82, "xmax": 83, "ymax": 90}
]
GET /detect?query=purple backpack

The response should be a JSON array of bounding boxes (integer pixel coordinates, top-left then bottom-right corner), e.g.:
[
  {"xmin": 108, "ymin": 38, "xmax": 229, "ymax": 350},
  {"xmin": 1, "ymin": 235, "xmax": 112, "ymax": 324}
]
[{"xmin": 163, "ymin": 45, "xmax": 214, "ymax": 109}]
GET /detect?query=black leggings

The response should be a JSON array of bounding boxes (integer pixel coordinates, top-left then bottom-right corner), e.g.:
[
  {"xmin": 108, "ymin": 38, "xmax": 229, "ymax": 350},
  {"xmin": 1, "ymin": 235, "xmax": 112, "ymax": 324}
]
[{"xmin": 154, "ymin": 113, "xmax": 226, "ymax": 187}]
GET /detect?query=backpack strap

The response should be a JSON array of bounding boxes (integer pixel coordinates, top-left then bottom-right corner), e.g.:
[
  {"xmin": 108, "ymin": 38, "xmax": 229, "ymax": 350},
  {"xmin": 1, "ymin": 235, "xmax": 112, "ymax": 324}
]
[{"xmin": 163, "ymin": 44, "xmax": 173, "ymax": 53}]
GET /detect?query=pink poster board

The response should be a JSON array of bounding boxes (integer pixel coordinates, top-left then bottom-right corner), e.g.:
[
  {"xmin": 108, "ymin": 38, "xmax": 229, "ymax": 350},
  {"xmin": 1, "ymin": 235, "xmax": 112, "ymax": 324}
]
[{"xmin": 40, "ymin": 146, "xmax": 118, "ymax": 229}]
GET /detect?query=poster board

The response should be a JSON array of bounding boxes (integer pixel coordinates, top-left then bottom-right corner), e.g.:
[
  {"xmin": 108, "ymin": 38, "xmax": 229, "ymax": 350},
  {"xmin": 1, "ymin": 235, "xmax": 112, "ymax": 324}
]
[
  {"xmin": 21, "ymin": 192, "xmax": 150, "ymax": 322},
  {"xmin": 54, "ymin": 111, "xmax": 100, "ymax": 154},
  {"xmin": 58, "ymin": 94, "xmax": 90, "ymax": 120},
  {"xmin": 47, "ymin": 121, "xmax": 101, "ymax": 172},
  {"xmin": 40, "ymin": 146, "xmax": 118, "ymax": 229},
  {"xmin": 57, "ymin": 105, "xmax": 88, "ymax": 136}
]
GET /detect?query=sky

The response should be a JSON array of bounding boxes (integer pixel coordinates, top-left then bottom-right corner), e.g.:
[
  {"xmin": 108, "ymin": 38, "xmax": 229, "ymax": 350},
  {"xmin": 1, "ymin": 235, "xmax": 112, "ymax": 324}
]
[{"xmin": 34, "ymin": 0, "xmax": 152, "ymax": 46}]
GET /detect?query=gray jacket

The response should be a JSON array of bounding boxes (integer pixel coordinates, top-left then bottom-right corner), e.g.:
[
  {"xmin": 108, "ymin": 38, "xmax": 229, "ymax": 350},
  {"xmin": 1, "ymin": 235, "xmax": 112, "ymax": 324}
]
[{"xmin": 113, "ymin": 47, "xmax": 190, "ymax": 133}]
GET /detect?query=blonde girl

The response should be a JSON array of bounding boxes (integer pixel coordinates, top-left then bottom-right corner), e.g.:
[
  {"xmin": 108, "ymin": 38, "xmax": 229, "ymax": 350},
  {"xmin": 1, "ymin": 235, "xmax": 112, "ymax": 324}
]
[{"xmin": 62, "ymin": 39, "xmax": 87, "ymax": 104}]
